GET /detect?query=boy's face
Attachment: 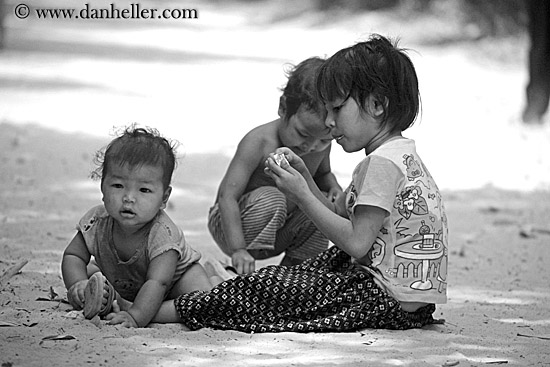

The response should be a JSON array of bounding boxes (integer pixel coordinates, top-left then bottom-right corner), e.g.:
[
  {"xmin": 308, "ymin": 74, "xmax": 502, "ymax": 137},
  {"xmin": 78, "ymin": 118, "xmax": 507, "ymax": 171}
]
[
  {"xmin": 279, "ymin": 105, "xmax": 332, "ymax": 156},
  {"xmin": 101, "ymin": 163, "xmax": 171, "ymax": 234}
]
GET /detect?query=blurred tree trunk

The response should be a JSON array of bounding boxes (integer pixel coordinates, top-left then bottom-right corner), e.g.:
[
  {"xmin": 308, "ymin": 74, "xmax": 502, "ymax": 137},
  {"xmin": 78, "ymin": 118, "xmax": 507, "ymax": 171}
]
[{"xmin": 0, "ymin": 0, "xmax": 5, "ymax": 49}]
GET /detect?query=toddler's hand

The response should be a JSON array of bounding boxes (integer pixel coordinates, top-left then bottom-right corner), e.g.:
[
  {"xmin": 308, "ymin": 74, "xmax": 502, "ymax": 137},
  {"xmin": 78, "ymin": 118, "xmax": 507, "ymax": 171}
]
[
  {"xmin": 105, "ymin": 304, "xmax": 139, "ymax": 328},
  {"xmin": 67, "ymin": 279, "xmax": 88, "ymax": 310}
]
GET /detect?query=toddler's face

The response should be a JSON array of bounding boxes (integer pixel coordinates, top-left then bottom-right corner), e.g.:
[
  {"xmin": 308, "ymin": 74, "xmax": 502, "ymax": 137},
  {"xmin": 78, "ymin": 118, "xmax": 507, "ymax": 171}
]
[
  {"xmin": 280, "ymin": 105, "xmax": 332, "ymax": 156},
  {"xmin": 101, "ymin": 163, "xmax": 170, "ymax": 233}
]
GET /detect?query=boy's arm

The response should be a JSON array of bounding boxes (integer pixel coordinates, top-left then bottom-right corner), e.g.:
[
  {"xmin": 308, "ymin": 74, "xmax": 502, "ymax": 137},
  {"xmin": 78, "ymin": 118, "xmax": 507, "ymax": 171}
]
[
  {"xmin": 110, "ymin": 250, "xmax": 178, "ymax": 327},
  {"xmin": 312, "ymin": 148, "xmax": 344, "ymax": 198},
  {"xmin": 217, "ymin": 133, "xmax": 264, "ymax": 274}
]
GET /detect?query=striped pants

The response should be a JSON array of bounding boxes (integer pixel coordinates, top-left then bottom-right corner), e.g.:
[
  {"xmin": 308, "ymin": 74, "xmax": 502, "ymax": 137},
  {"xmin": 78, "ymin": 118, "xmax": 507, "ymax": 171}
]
[{"xmin": 208, "ymin": 186, "xmax": 328, "ymax": 263}]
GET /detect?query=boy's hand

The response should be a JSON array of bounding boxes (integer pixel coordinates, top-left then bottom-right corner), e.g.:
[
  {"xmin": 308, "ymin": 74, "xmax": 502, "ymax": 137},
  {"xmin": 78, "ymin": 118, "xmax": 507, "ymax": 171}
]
[
  {"xmin": 231, "ymin": 249, "xmax": 255, "ymax": 274},
  {"xmin": 67, "ymin": 279, "xmax": 88, "ymax": 310},
  {"xmin": 327, "ymin": 187, "xmax": 345, "ymax": 203}
]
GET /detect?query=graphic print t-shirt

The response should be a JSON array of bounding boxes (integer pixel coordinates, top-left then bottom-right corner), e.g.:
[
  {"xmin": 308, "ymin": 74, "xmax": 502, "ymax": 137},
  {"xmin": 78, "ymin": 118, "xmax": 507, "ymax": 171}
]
[{"xmin": 346, "ymin": 138, "xmax": 448, "ymax": 304}]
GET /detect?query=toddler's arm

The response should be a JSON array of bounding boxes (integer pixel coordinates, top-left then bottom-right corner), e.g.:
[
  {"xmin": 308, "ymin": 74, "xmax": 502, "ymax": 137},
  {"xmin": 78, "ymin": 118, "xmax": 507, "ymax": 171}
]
[
  {"xmin": 61, "ymin": 231, "xmax": 92, "ymax": 309},
  {"xmin": 107, "ymin": 250, "xmax": 178, "ymax": 327}
]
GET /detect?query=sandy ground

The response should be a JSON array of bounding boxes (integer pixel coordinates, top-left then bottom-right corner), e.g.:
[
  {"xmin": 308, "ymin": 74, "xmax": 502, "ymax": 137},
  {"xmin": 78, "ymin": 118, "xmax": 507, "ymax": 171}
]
[
  {"xmin": 1, "ymin": 1, "xmax": 550, "ymax": 366},
  {"xmin": 1, "ymin": 123, "xmax": 550, "ymax": 367}
]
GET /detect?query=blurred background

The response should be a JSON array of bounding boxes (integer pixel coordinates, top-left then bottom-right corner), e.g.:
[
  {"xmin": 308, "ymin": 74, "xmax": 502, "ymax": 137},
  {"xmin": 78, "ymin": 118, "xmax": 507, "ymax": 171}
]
[{"xmin": 1, "ymin": 0, "xmax": 549, "ymax": 192}]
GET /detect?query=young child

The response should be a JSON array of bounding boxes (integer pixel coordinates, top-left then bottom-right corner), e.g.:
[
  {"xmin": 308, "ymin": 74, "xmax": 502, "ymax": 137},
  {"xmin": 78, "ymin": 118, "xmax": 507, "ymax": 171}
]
[
  {"xmin": 208, "ymin": 56, "xmax": 343, "ymax": 274},
  {"xmin": 118, "ymin": 34, "xmax": 448, "ymax": 332},
  {"xmin": 61, "ymin": 125, "xmax": 213, "ymax": 328}
]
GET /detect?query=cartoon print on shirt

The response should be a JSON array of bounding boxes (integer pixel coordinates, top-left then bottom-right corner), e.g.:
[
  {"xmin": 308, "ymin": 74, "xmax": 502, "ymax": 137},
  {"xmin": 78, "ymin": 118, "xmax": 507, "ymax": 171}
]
[
  {"xmin": 394, "ymin": 217, "xmax": 412, "ymax": 239},
  {"xmin": 367, "ymin": 237, "xmax": 386, "ymax": 267},
  {"xmin": 345, "ymin": 183, "xmax": 358, "ymax": 218},
  {"xmin": 403, "ymin": 154, "xmax": 423, "ymax": 181},
  {"xmin": 393, "ymin": 185, "xmax": 429, "ymax": 219},
  {"xmin": 347, "ymin": 158, "xmax": 447, "ymax": 298},
  {"xmin": 391, "ymin": 220, "xmax": 446, "ymax": 292}
]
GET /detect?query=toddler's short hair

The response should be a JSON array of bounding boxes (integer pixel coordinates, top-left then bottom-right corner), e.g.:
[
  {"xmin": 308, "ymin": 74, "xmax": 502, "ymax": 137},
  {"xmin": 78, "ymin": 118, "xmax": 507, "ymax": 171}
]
[{"xmin": 92, "ymin": 125, "xmax": 178, "ymax": 189}]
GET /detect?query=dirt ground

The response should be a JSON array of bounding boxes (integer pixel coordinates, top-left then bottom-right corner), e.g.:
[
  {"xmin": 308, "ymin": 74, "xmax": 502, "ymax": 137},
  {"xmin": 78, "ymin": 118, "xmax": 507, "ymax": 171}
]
[
  {"xmin": 1, "ymin": 1, "xmax": 550, "ymax": 366},
  {"xmin": 1, "ymin": 124, "xmax": 550, "ymax": 367}
]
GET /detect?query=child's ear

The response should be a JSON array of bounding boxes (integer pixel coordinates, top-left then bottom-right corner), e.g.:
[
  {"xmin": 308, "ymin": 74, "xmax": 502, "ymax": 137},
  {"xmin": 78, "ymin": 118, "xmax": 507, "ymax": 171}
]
[
  {"xmin": 366, "ymin": 94, "xmax": 386, "ymax": 117},
  {"xmin": 278, "ymin": 96, "xmax": 287, "ymax": 118},
  {"xmin": 161, "ymin": 186, "xmax": 172, "ymax": 209}
]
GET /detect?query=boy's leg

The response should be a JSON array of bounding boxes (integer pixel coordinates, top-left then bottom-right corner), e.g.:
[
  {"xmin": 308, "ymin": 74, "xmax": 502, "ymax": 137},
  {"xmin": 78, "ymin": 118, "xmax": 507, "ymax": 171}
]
[
  {"xmin": 274, "ymin": 208, "xmax": 329, "ymax": 265},
  {"xmin": 208, "ymin": 187, "xmax": 287, "ymax": 258}
]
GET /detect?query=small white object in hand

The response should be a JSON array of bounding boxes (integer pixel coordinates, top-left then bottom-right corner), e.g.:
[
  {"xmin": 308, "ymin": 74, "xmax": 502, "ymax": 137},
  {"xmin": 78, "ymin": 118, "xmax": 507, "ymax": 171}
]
[{"xmin": 274, "ymin": 153, "xmax": 289, "ymax": 166}]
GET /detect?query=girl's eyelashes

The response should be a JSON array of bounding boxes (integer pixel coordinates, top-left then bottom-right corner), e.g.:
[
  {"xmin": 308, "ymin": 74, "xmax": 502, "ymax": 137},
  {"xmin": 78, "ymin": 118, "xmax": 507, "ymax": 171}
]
[
  {"xmin": 140, "ymin": 188, "xmax": 153, "ymax": 193},
  {"xmin": 332, "ymin": 95, "xmax": 350, "ymax": 113}
]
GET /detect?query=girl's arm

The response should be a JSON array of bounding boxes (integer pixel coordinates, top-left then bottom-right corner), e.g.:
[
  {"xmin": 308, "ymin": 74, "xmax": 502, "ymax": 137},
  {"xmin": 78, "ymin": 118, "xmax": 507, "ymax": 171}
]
[
  {"xmin": 266, "ymin": 159, "xmax": 385, "ymax": 258},
  {"xmin": 61, "ymin": 232, "xmax": 92, "ymax": 309},
  {"xmin": 268, "ymin": 148, "xmax": 345, "ymax": 216},
  {"xmin": 107, "ymin": 250, "xmax": 178, "ymax": 327}
]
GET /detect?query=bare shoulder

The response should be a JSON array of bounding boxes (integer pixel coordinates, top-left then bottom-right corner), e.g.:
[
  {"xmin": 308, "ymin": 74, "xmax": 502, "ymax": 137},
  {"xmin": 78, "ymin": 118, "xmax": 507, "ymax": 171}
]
[{"xmin": 238, "ymin": 120, "xmax": 280, "ymax": 157}]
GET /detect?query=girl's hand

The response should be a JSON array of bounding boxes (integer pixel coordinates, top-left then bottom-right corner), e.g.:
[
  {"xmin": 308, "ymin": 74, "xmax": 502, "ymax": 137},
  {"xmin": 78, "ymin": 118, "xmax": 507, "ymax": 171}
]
[
  {"xmin": 264, "ymin": 154, "xmax": 310, "ymax": 204},
  {"xmin": 67, "ymin": 279, "xmax": 88, "ymax": 310},
  {"xmin": 272, "ymin": 148, "xmax": 307, "ymax": 175},
  {"xmin": 105, "ymin": 302, "xmax": 139, "ymax": 328}
]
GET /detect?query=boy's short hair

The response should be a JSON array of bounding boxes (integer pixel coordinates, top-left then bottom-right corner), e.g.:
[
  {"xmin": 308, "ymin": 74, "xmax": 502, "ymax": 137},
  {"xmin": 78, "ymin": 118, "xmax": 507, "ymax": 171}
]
[
  {"xmin": 92, "ymin": 124, "xmax": 178, "ymax": 189},
  {"xmin": 281, "ymin": 57, "xmax": 326, "ymax": 119}
]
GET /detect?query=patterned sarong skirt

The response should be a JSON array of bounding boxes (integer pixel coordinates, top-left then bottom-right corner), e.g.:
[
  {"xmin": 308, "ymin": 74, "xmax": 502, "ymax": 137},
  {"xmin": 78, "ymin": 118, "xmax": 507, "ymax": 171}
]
[{"xmin": 174, "ymin": 246, "xmax": 436, "ymax": 333}]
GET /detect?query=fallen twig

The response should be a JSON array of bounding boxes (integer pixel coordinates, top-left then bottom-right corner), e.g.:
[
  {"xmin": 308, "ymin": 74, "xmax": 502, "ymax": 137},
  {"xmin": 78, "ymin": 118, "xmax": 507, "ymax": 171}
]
[
  {"xmin": 0, "ymin": 260, "xmax": 29, "ymax": 290},
  {"xmin": 39, "ymin": 335, "xmax": 76, "ymax": 345},
  {"xmin": 517, "ymin": 333, "xmax": 550, "ymax": 340}
]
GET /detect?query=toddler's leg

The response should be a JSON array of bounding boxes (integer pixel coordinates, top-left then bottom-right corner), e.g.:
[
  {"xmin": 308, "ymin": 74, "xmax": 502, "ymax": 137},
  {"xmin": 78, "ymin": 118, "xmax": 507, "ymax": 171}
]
[
  {"xmin": 148, "ymin": 263, "xmax": 212, "ymax": 325},
  {"xmin": 168, "ymin": 263, "xmax": 213, "ymax": 297}
]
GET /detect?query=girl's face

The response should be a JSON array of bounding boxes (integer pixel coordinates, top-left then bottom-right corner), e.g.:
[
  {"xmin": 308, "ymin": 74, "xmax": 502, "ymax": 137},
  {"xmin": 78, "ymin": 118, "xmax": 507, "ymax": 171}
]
[
  {"xmin": 324, "ymin": 95, "xmax": 384, "ymax": 154},
  {"xmin": 279, "ymin": 105, "xmax": 332, "ymax": 156},
  {"xmin": 101, "ymin": 163, "xmax": 171, "ymax": 234}
]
